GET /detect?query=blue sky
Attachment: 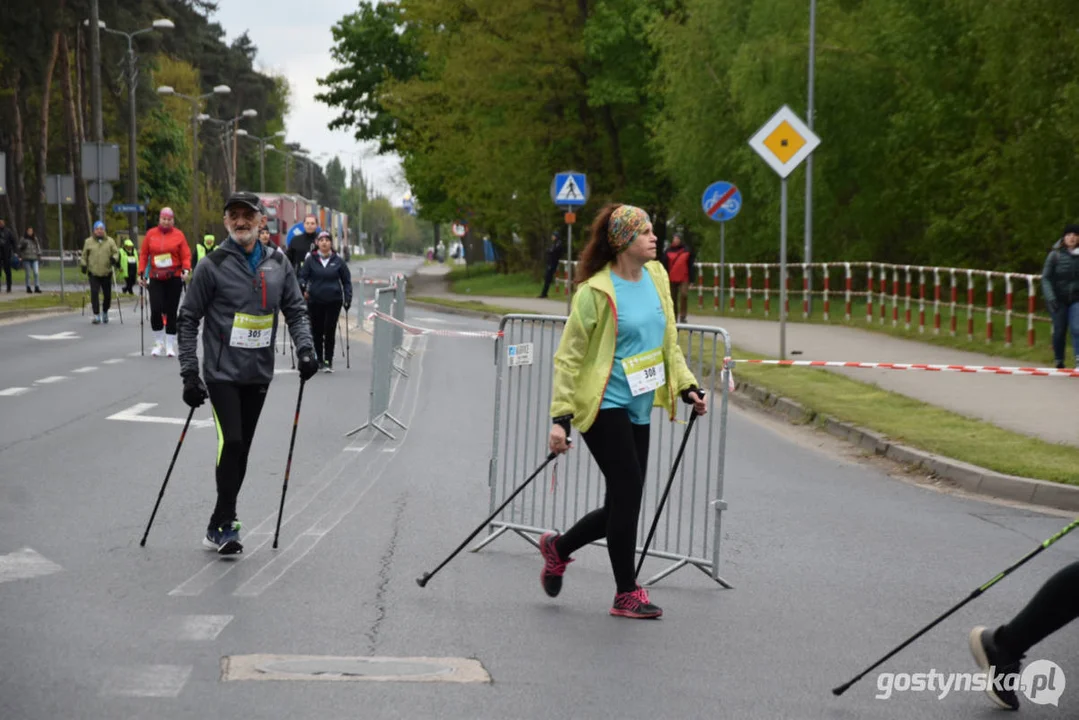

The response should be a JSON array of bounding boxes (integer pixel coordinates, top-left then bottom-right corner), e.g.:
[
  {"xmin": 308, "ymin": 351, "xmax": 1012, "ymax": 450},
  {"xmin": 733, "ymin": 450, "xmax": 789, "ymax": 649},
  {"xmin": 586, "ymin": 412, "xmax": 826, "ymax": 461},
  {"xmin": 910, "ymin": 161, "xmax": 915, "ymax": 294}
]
[{"xmin": 210, "ymin": 0, "xmax": 404, "ymax": 202}]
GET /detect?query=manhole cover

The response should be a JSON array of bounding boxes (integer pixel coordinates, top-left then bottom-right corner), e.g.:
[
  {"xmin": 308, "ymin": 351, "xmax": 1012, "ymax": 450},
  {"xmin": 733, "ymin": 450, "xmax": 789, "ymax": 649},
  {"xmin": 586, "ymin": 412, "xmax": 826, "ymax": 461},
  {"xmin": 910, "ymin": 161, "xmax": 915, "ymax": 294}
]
[{"xmin": 222, "ymin": 655, "xmax": 490, "ymax": 683}]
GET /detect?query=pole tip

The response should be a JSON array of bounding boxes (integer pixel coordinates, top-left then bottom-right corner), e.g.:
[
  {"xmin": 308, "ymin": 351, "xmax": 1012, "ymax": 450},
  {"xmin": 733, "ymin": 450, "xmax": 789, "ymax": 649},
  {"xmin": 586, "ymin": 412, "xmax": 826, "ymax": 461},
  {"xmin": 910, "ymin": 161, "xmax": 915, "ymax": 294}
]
[
  {"xmin": 416, "ymin": 574, "xmax": 430, "ymax": 588},
  {"xmin": 832, "ymin": 684, "xmax": 850, "ymax": 697}
]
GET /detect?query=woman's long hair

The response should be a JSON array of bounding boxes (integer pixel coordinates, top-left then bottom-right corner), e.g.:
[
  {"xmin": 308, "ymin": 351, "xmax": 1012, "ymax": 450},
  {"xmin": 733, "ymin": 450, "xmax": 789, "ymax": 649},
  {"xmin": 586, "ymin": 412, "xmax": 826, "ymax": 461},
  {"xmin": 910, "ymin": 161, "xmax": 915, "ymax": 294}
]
[{"xmin": 574, "ymin": 204, "xmax": 621, "ymax": 284}]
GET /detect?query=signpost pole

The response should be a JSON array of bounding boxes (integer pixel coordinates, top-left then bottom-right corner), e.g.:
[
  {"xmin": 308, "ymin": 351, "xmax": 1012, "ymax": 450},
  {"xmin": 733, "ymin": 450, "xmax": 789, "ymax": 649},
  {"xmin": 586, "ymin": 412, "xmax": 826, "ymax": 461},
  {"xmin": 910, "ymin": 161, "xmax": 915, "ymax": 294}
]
[
  {"xmin": 57, "ymin": 176, "xmax": 65, "ymax": 302},
  {"xmin": 565, "ymin": 210, "xmax": 573, "ymax": 315},
  {"xmin": 720, "ymin": 222, "xmax": 726, "ymax": 315},
  {"xmin": 780, "ymin": 177, "xmax": 788, "ymax": 359}
]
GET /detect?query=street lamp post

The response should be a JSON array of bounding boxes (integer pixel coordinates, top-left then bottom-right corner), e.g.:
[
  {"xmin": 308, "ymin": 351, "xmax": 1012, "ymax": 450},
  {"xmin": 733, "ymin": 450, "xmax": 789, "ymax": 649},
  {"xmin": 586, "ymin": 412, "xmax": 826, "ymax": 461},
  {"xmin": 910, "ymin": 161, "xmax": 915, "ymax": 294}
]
[
  {"xmin": 156, "ymin": 84, "xmax": 231, "ymax": 242},
  {"xmin": 237, "ymin": 130, "xmax": 286, "ymax": 192},
  {"xmin": 230, "ymin": 109, "xmax": 258, "ymax": 192},
  {"xmin": 95, "ymin": 18, "xmax": 173, "ymax": 249}
]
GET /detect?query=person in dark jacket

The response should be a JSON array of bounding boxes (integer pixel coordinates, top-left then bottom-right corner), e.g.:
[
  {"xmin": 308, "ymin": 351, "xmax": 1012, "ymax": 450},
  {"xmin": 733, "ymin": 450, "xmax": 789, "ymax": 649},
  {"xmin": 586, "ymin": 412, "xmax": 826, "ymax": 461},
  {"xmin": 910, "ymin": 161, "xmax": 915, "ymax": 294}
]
[
  {"xmin": 661, "ymin": 232, "xmax": 696, "ymax": 323},
  {"xmin": 539, "ymin": 230, "xmax": 565, "ymax": 298},
  {"xmin": 1041, "ymin": 224, "xmax": 1079, "ymax": 369},
  {"xmin": 0, "ymin": 218, "xmax": 16, "ymax": 293},
  {"xmin": 177, "ymin": 191, "xmax": 319, "ymax": 555},
  {"xmin": 286, "ymin": 214, "xmax": 319, "ymax": 273},
  {"xmin": 299, "ymin": 231, "xmax": 353, "ymax": 372},
  {"xmin": 16, "ymin": 227, "xmax": 42, "ymax": 293}
]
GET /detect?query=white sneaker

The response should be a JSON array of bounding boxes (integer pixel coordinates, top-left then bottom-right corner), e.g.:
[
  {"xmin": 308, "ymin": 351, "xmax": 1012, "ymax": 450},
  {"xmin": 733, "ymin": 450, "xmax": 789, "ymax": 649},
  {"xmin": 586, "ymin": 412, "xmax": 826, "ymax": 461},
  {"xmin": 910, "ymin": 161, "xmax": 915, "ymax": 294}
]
[
  {"xmin": 166, "ymin": 336, "xmax": 177, "ymax": 357},
  {"xmin": 151, "ymin": 341, "xmax": 164, "ymax": 357}
]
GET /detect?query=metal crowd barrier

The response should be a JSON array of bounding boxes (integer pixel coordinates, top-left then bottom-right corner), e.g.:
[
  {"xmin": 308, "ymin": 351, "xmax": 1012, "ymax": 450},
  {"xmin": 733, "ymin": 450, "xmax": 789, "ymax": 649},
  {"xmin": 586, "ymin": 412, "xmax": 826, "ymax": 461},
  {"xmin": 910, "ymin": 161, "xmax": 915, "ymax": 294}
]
[
  {"xmin": 346, "ymin": 277, "xmax": 410, "ymax": 440},
  {"xmin": 474, "ymin": 314, "xmax": 734, "ymax": 588}
]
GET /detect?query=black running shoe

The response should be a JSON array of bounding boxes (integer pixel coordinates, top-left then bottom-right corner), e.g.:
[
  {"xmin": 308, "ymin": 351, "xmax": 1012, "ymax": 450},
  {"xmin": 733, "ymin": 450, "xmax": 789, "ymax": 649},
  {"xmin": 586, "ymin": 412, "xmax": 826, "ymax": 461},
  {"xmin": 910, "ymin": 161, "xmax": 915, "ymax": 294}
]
[
  {"xmin": 203, "ymin": 521, "xmax": 243, "ymax": 555},
  {"xmin": 969, "ymin": 626, "xmax": 1021, "ymax": 711},
  {"xmin": 610, "ymin": 585, "xmax": 663, "ymax": 619},
  {"xmin": 538, "ymin": 532, "xmax": 572, "ymax": 597}
]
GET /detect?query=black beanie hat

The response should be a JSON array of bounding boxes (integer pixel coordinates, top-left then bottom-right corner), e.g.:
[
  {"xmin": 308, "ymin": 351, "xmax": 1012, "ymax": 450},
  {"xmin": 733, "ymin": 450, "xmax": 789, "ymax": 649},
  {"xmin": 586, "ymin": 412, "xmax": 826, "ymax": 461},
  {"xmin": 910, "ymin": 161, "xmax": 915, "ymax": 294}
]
[{"xmin": 1064, "ymin": 224, "xmax": 1079, "ymax": 236}]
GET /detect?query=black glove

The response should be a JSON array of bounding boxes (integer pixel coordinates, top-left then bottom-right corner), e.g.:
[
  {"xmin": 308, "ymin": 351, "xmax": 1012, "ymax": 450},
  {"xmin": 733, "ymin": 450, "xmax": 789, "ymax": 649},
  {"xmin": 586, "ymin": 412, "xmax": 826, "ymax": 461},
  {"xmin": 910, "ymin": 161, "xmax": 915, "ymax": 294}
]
[
  {"xmin": 681, "ymin": 386, "xmax": 704, "ymax": 404},
  {"xmin": 80, "ymin": 266, "xmax": 87, "ymax": 275},
  {"xmin": 343, "ymin": 300, "xmax": 351, "ymax": 311},
  {"xmin": 182, "ymin": 374, "xmax": 208, "ymax": 408},
  {"xmin": 1048, "ymin": 300, "xmax": 1060, "ymax": 315},
  {"xmin": 111, "ymin": 257, "xmax": 120, "ymax": 268},
  {"xmin": 297, "ymin": 348, "xmax": 320, "ymax": 381}
]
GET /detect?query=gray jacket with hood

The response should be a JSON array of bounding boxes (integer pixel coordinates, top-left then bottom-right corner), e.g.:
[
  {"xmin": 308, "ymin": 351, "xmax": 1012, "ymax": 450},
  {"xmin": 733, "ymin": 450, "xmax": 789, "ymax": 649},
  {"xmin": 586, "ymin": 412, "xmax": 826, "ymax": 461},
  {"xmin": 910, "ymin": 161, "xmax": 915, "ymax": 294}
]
[{"xmin": 178, "ymin": 237, "xmax": 313, "ymax": 384}]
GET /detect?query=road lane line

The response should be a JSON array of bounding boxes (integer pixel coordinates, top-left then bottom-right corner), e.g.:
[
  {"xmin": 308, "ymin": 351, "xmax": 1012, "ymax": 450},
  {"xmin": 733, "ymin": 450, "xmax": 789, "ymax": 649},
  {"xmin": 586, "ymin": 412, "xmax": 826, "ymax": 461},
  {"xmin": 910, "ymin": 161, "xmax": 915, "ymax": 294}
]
[
  {"xmin": 34, "ymin": 376, "xmax": 69, "ymax": 384},
  {"xmin": 0, "ymin": 387, "xmax": 31, "ymax": 397},
  {"xmin": 72, "ymin": 366, "xmax": 98, "ymax": 373}
]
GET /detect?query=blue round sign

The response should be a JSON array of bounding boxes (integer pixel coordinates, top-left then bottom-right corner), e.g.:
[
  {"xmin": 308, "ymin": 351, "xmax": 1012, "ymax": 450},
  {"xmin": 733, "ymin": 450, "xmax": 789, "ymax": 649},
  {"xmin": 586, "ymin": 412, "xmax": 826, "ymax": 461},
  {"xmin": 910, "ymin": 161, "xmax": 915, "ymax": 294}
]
[{"xmin": 702, "ymin": 181, "xmax": 742, "ymax": 222}]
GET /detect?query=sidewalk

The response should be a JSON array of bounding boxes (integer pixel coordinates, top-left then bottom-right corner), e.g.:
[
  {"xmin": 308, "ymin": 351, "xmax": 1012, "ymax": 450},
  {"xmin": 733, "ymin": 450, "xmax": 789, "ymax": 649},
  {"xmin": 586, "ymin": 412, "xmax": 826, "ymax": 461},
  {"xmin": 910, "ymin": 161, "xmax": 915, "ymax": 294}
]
[{"xmin": 417, "ymin": 282, "xmax": 1076, "ymax": 448}]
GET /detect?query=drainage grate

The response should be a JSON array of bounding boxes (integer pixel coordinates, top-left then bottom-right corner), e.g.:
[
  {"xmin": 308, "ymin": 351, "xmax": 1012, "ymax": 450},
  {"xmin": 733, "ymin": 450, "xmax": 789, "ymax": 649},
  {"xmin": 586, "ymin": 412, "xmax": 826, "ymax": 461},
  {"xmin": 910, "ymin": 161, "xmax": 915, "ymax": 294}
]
[{"xmin": 222, "ymin": 655, "xmax": 490, "ymax": 684}]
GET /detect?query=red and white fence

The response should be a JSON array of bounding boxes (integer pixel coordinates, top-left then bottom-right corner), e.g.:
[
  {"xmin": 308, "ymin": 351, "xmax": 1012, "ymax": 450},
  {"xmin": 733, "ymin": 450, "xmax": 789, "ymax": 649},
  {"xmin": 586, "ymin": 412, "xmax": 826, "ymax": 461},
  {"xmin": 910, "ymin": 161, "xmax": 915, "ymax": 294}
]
[{"xmin": 558, "ymin": 260, "xmax": 1045, "ymax": 348}]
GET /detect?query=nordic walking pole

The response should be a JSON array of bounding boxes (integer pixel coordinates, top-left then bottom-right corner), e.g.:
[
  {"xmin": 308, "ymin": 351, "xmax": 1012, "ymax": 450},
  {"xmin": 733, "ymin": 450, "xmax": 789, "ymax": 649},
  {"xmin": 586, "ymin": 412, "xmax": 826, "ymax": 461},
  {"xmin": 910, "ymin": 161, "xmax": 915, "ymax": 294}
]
[
  {"xmin": 272, "ymin": 379, "xmax": 307, "ymax": 549},
  {"xmin": 635, "ymin": 408, "xmax": 700, "ymax": 579},
  {"xmin": 417, "ymin": 451, "xmax": 561, "ymax": 588},
  {"xmin": 116, "ymin": 282, "xmax": 124, "ymax": 324},
  {"xmin": 833, "ymin": 516, "xmax": 1079, "ymax": 697},
  {"xmin": 345, "ymin": 307, "xmax": 350, "ymax": 369},
  {"xmin": 139, "ymin": 282, "xmax": 145, "ymax": 355},
  {"xmin": 139, "ymin": 407, "xmax": 197, "ymax": 546}
]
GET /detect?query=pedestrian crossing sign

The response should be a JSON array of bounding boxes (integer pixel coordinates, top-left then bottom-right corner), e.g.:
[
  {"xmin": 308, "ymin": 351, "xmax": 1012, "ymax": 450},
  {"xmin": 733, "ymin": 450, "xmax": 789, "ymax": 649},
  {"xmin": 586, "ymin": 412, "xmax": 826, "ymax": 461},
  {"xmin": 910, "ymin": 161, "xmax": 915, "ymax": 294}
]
[
  {"xmin": 551, "ymin": 172, "xmax": 587, "ymax": 207},
  {"xmin": 748, "ymin": 105, "xmax": 820, "ymax": 178}
]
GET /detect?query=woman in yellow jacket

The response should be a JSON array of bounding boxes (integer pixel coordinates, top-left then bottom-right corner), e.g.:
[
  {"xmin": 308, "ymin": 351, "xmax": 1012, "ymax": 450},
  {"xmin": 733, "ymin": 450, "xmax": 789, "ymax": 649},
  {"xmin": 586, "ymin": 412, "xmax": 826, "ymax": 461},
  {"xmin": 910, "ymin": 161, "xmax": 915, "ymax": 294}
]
[{"xmin": 541, "ymin": 203, "xmax": 707, "ymax": 619}]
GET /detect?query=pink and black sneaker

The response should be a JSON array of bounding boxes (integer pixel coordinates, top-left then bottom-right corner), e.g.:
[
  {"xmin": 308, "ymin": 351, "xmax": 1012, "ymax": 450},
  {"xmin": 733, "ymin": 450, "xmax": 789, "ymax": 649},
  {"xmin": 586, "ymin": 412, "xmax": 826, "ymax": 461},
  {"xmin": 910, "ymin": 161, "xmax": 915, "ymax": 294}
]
[
  {"xmin": 610, "ymin": 585, "xmax": 663, "ymax": 619},
  {"xmin": 538, "ymin": 532, "xmax": 573, "ymax": 597}
]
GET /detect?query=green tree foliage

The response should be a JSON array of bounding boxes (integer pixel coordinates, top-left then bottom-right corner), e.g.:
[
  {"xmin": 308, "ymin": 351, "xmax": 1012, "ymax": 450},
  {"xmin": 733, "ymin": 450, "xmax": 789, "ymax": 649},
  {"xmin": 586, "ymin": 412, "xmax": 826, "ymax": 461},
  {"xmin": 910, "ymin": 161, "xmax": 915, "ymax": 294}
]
[{"xmin": 320, "ymin": 0, "xmax": 1079, "ymax": 275}]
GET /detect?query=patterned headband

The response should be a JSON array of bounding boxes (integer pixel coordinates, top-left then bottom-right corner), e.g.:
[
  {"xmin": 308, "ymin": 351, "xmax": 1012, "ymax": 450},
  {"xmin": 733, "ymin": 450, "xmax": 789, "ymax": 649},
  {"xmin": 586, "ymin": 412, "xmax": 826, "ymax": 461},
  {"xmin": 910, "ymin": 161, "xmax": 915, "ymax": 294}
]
[{"xmin": 607, "ymin": 205, "xmax": 650, "ymax": 255}]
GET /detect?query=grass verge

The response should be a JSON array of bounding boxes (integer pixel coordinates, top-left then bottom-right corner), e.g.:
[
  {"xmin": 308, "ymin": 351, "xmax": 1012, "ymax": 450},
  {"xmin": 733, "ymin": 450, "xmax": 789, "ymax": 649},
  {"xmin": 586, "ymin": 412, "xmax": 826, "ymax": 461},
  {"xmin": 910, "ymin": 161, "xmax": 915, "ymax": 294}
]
[
  {"xmin": 411, "ymin": 295, "xmax": 540, "ymax": 317},
  {"xmin": 717, "ymin": 343, "xmax": 1079, "ymax": 485},
  {"xmin": 0, "ymin": 292, "xmax": 83, "ymax": 313},
  {"xmin": 419, "ymin": 289, "xmax": 1079, "ymax": 485},
  {"xmin": 447, "ymin": 264, "xmax": 545, "ymax": 298}
]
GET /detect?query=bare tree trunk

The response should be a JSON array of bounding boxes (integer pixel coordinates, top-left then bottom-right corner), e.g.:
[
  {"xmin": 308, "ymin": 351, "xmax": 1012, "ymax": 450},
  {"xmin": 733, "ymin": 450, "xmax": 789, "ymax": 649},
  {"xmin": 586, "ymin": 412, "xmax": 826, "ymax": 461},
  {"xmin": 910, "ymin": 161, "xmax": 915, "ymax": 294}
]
[
  {"xmin": 35, "ymin": 28, "xmax": 62, "ymax": 249},
  {"xmin": 59, "ymin": 33, "xmax": 90, "ymax": 245},
  {"xmin": 76, "ymin": 25, "xmax": 87, "ymax": 141},
  {"xmin": 10, "ymin": 79, "xmax": 27, "ymax": 234}
]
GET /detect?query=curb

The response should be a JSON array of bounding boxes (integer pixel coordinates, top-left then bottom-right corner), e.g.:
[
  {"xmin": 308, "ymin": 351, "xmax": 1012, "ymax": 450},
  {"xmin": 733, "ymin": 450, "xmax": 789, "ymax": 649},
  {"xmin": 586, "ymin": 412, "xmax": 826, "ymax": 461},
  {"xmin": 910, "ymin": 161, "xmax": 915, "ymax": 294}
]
[
  {"xmin": 0, "ymin": 306, "xmax": 77, "ymax": 321},
  {"xmin": 408, "ymin": 299, "xmax": 527, "ymax": 323},
  {"xmin": 731, "ymin": 379, "xmax": 1079, "ymax": 513}
]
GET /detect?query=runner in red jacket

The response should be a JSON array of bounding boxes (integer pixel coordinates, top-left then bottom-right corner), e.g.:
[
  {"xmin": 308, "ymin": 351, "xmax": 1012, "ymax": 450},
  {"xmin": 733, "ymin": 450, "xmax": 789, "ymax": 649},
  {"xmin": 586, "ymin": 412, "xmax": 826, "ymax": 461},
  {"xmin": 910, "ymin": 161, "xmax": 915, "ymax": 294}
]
[
  {"xmin": 138, "ymin": 207, "xmax": 191, "ymax": 357},
  {"xmin": 662, "ymin": 232, "xmax": 696, "ymax": 323}
]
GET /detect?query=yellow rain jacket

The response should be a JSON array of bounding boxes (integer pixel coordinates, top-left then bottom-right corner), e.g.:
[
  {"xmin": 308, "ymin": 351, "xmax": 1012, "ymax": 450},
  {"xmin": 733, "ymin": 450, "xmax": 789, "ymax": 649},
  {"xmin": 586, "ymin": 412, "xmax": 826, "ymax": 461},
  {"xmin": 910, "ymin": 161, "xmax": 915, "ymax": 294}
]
[{"xmin": 550, "ymin": 260, "xmax": 698, "ymax": 433}]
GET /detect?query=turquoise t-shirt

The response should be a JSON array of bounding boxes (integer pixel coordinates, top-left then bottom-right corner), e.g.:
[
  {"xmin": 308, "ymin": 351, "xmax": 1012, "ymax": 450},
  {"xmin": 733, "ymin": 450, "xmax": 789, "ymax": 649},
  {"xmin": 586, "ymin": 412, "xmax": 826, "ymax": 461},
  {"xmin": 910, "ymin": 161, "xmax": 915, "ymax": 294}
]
[{"xmin": 601, "ymin": 270, "xmax": 667, "ymax": 424}]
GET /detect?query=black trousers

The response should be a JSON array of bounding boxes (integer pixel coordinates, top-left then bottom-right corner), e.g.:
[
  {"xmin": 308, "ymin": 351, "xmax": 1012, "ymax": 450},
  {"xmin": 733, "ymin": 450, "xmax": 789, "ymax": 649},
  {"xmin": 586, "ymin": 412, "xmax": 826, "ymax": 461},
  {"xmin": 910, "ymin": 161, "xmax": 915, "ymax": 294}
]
[
  {"xmin": 555, "ymin": 409, "xmax": 650, "ymax": 594},
  {"xmin": 123, "ymin": 262, "xmax": 137, "ymax": 293},
  {"xmin": 995, "ymin": 561, "xmax": 1079, "ymax": 660},
  {"xmin": 149, "ymin": 276, "xmax": 183, "ymax": 333},
  {"xmin": 89, "ymin": 273, "xmax": 112, "ymax": 315},
  {"xmin": 1, "ymin": 254, "xmax": 10, "ymax": 291},
  {"xmin": 308, "ymin": 299, "xmax": 342, "ymax": 365},
  {"xmin": 540, "ymin": 264, "xmax": 557, "ymax": 297},
  {"xmin": 208, "ymin": 383, "xmax": 269, "ymax": 529}
]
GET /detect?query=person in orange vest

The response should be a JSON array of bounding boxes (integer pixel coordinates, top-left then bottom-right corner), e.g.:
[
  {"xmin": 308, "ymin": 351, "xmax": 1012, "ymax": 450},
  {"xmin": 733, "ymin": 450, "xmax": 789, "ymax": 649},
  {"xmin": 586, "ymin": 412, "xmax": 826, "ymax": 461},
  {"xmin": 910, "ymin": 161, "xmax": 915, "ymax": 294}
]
[
  {"xmin": 661, "ymin": 232, "xmax": 696, "ymax": 323},
  {"xmin": 138, "ymin": 207, "xmax": 191, "ymax": 357}
]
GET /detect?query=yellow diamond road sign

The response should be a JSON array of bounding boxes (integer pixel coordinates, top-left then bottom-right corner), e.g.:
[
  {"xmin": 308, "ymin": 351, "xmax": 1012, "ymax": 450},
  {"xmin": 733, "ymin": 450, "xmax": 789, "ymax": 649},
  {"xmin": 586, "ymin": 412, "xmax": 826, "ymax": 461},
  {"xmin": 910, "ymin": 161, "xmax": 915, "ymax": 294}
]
[{"xmin": 749, "ymin": 105, "xmax": 821, "ymax": 178}]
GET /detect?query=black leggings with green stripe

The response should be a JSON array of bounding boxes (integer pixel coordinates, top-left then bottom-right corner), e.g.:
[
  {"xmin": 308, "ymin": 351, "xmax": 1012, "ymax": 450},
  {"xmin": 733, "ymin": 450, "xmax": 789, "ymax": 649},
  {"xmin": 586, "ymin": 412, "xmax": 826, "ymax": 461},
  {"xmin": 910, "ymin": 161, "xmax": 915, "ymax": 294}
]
[{"xmin": 208, "ymin": 383, "xmax": 268, "ymax": 530}]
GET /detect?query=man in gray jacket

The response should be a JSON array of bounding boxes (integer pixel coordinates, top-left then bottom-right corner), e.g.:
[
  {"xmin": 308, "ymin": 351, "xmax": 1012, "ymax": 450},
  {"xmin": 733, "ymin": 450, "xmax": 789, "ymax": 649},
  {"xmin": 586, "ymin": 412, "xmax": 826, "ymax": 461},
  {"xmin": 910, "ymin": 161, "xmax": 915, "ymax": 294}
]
[{"xmin": 178, "ymin": 191, "xmax": 320, "ymax": 554}]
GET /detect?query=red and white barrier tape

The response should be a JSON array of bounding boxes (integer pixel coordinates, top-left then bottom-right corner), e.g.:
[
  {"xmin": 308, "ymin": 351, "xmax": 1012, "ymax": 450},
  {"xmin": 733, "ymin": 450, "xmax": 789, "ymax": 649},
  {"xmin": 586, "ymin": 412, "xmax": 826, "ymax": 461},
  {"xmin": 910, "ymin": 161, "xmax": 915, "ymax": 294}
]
[
  {"xmin": 367, "ymin": 310, "xmax": 504, "ymax": 339},
  {"xmin": 732, "ymin": 358, "xmax": 1079, "ymax": 378}
]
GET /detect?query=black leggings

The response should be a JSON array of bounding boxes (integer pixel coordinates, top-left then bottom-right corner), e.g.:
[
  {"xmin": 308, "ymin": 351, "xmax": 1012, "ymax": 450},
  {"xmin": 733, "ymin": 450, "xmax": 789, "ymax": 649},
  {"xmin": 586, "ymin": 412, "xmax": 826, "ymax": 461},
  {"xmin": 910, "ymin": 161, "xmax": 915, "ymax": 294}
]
[
  {"xmin": 89, "ymin": 273, "xmax": 112, "ymax": 314},
  {"xmin": 555, "ymin": 409, "xmax": 650, "ymax": 594},
  {"xmin": 995, "ymin": 561, "xmax": 1079, "ymax": 659},
  {"xmin": 308, "ymin": 299, "xmax": 342, "ymax": 365},
  {"xmin": 208, "ymin": 383, "xmax": 269, "ymax": 529},
  {"xmin": 149, "ymin": 276, "xmax": 183, "ymax": 334}
]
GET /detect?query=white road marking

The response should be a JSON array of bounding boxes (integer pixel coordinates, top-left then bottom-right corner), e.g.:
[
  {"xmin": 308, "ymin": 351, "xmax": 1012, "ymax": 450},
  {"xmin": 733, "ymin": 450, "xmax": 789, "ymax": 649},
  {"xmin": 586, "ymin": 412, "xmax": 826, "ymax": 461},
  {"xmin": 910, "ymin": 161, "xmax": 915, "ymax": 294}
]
[
  {"xmin": 274, "ymin": 368, "xmax": 298, "ymax": 375},
  {"xmin": 72, "ymin": 366, "xmax": 98, "ymax": 373},
  {"xmin": 102, "ymin": 358, "xmax": 125, "ymax": 365},
  {"xmin": 107, "ymin": 403, "xmax": 215, "ymax": 429},
  {"xmin": 343, "ymin": 446, "xmax": 366, "ymax": 453},
  {"xmin": 171, "ymin": 615, "xmax": 233, "ymax": 641},
  {"xmin": 381, "ymin": 447, "xmax": 396, "ymax": 453},
  {"xmin": 0, "ymin": 387, "xmax": 31, "ymax": 397},
  {"xmin": 169, "ymin": 335, "xmax": 422, "ymax": 598},
  {"xmin": 0, "ymin": 548, "xmax": 63, "ymax": 583},
  {"xmin": 34, "ymin": 376, "xmax": 69, "ymax": 384},
  {"xmin": 29, "ymin": 331, "xmax": 79, "ymax": 340},
  {"xmin": 99, "ymin": 665, "xmax": 192, "ymax": 698}
]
